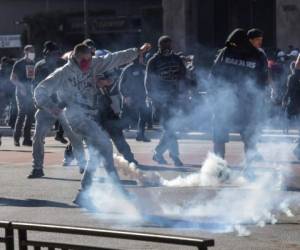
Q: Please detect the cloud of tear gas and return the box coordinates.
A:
[158,151,295,236]
[88,178,143,223]
[89,147,298,236]
[78,40,299,237]
[145,59,298,235]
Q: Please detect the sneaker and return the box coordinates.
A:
[22,140,33,146]
[136,134,151,142]
[170,155,183,167]
[27,169,44,179]
[152,153,167,164]
[55,135,68,144]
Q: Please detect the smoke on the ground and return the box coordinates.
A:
[83,41,299,236]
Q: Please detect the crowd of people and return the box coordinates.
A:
[0,28,299,206]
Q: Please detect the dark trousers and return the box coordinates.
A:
[155,104,179,157]
[103,121,135,162]
[8,97,17,129]
[14,89,35,141]
[0,94,7,124]
[122,105,138,129]
[55,121,64,138]
[137,103,151,136]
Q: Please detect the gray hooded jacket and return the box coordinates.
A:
[34,48,138,119]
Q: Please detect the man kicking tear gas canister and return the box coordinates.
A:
[34,42,151,207]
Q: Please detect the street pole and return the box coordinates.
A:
[83,0,88,39]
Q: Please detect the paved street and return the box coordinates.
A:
[0,129,300,250]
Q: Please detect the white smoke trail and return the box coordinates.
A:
[87,149,297,236]
[113,154,161,186]
[108,150,296,236]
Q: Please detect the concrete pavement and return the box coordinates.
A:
[0,133,300,250]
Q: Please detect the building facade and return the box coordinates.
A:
[0,0,299,59]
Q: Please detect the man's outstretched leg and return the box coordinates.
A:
[69,118,122,208]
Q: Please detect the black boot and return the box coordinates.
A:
[55,134,68,144]
[136,134,151,142]
[23,139,33,146]
[28,169,44,178]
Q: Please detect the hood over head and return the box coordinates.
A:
[225,28,250,48]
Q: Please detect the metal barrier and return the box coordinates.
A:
[12,222,214,250]
[0,221,214,249]
[0,221,14,250]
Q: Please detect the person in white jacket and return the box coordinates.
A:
[34,42,151,206]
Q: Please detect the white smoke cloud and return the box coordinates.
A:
[157,148,298,236]
[84,56,300,237]
[99,148,297,236]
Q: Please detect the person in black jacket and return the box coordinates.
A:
[210,28,268,161]
[119,55,151,142]
[96,71,139,165]
[145,35,186,166]
[283,55,300,159]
